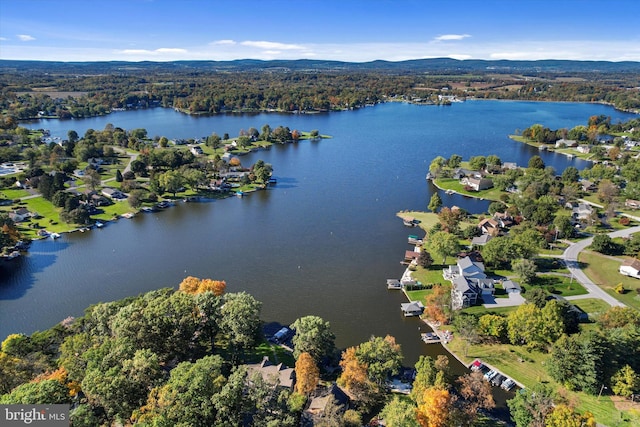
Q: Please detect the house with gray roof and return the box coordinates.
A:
[246,356,295,389]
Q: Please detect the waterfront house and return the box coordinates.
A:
[246,356,295,389]
[101,187,127,200]
[555,139,578,148]
[453,168,481,180]
[502,162,518,170]
[463,177,493,191]
[8,208,32,223]
[401,301,425,317]
[443,256,487,281]
[493,212,514,228]
[619,258,640,279]
[576,145,592,154]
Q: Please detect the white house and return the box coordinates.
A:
[619,258,640,279]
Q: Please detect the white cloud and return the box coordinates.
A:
[434,34,471,41]
[241,40,305,50]
[155,48,187,54]
[17,34,35,41]
[211,39,236,45]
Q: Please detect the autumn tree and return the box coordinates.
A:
[544,404,595,427]
[611,365,640,398]
[457,371,495,426]
[438,207,464,233]
[337,346,375,404]
[356,335,403,387]
[179,276,226,295]
[416,387,453,427]
[411,356,449,406]
[294,352,319,395]
[423,284,451,325]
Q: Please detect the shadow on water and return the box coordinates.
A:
[0,253,56,299]
[268,176,298,189]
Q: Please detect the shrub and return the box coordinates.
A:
[615,283,625,294]
[620,217,631,226]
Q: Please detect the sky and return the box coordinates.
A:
[0,0,639,63]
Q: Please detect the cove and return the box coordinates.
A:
[3,101,638,369]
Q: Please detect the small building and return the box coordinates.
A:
[101,188,127,200]
[477,218,500,235]
[189,145,204,156]
[572,203,594,221]
[8,208,32,222]
[401,301,425,317]
[305,384,350,421]
[471,234,492,246]
[502,280,522,294]
[625,199,640,210]
[555,139,578,148]
[619,258,640,279]
[403,250,420,264]
[580,180,597,192]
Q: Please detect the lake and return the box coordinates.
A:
[2,101,637,366]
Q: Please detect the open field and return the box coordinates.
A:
[580,251,640,310]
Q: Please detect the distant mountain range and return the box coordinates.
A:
[1,58,639,74]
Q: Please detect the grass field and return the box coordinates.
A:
[433,178,504,203]
[579,251,640,310]
[571,298,611,318]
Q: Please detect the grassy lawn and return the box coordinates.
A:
[405,289,433,303]
[462,304,518,315]
[397,211,439,232]
[433,178,503,202]
[535,257,569,274]
[532,274,588,297]
[410,264,452,286]
[579,251,640,310]
[446,335,638,426]
[571,298,611,318]
[1,188,31,199]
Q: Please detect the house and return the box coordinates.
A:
[101,188,127,200]
[453,168,481,180]
[555,139,578,148]
[246,356,295,389]
[477,218,500,236]
[625,199,640,210]
[493,211,514,228]
[502,280,522,294]
[451,275,479,308]
[460,176,493,191]
[8,208,32,222]
[576,145,591,154]
[443,256,487,281]
[619,258,640,279]
[471,234,492,246]
[580,180,597,192]
[572,203,594,221]
[502,162,518,170]
[304,384,350,421]
[189,145,204,156]
[401,301,425,317]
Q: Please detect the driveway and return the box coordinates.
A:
[562,225,640,308]
[482,292,526,308]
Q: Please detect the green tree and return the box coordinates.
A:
[553,214,574,239]
[512,258,537,284]
[380,396,419,427]
[478,314,507,342]
[290,315,335,364]
[428,192,442,212]
[428,231,459,265]
[561,166,580,183]
[528,155,545,170]
[356,335,403,387]
[448,154,462,169]
[507,383,554,427]
[525,287,548,309]
[135,355,226,426]
[429,156,447,178]
[547,332,605,394]
[417,250,434,269]
[0,379,71,404]
[115,169,123,182]
[469,155,486,171]
[219,292,262,361]
[158,170,183,197]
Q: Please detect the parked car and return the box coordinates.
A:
[501,378,516,391]
[484,370,497,381]
[491,373,506,386]
[470,359,484,372]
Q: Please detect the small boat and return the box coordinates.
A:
[95,221,104,228]
[50,232,61,239]
[236,191,244,197]
[421,332,441,344]
[387,279,402,290]
[268,178,277,185]
[156,201,172,209]
[445,189,455,195]
[121,212,135,219]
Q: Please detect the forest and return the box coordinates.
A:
[0,59,639,123]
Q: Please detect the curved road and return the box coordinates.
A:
[562,225,640,308]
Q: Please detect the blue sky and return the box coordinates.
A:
[1,0,638,62]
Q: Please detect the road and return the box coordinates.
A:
[562,224,640,308]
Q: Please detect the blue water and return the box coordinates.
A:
[4,101,637,359]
